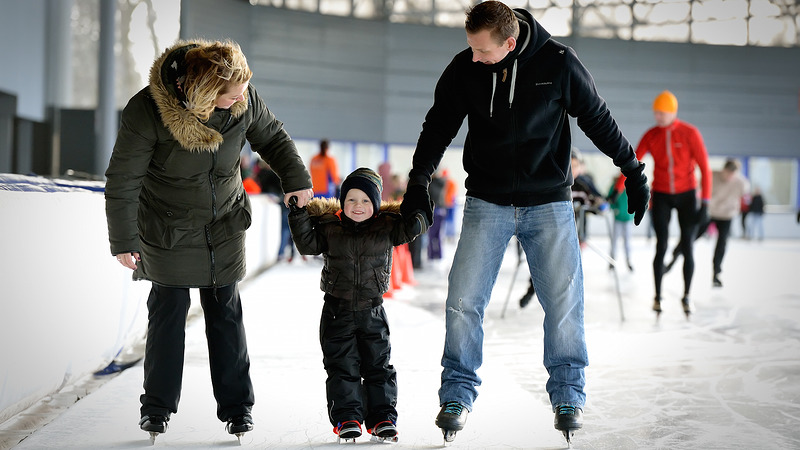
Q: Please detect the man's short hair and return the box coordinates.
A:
[465,1,520,44]
[723,158,740,172]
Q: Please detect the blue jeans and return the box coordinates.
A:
[438,197,588,411]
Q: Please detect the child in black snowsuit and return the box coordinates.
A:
[288,167,430,442]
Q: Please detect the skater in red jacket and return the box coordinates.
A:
[613,90,712,318]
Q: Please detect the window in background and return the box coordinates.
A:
[748,157,797,210]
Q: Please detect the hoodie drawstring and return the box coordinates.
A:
[489,13,530,117]
[509,59,518,108]
[489,61,518,118]
[490,72,497,117]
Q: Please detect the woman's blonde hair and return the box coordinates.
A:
[183,40,253,122]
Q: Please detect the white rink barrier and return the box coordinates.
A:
[0,174,282,424]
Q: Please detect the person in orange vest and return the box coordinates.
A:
[442,169,458,240]
[310,139,341,199]
[611,90,712,318]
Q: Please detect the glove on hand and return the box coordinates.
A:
[401,184,434,225]
[696,201,709,226]
[622,161,650,226]
[406,209,432,235]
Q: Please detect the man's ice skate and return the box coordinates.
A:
[681,296,693,319]
[435,401,468,444]
[139,415,168,445]
[226,414,254,445]
[368,420,399,443]
[653,296,662,319]
[554,405,583,448]
[334,420,362,444]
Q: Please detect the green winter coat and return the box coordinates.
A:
[105,40,311,287]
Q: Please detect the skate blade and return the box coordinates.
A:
[562,429,576,448]
[148,431,159,445]
[442,429,457,444]
[235,432,245,445]
[370,434,399,443]
[337,436,358,444]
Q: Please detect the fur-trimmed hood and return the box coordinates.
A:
[148,40,249,152]
[305,197,402,218]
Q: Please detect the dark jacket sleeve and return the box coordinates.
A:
[562,48,639,173]
[287,208,327,256]
[245,85,312,193]
[408,57,468,188]
[104,90,158,255]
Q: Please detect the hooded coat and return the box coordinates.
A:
[408,9,639,206]
[105,40,312,287]
[288,198,428,310]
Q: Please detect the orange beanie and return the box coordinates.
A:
[653,90,678,113]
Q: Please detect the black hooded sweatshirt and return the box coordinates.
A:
[408,9,639,207]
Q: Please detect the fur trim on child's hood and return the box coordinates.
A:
[305,197,401,217]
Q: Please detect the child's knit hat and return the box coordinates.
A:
[340,167,383,216]
[652,90,678,113]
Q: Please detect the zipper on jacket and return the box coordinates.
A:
[511,97,519,203]
[207,151,219,286]
[352,235,360,307]
[205,224,217,286]
[666,129,675,194]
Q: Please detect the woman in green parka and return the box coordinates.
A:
[104,39,313,442]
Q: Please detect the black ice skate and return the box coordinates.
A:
[226,414,254,445]
[681,296,693,319]
[554,405,583,447]
[139,415,168,445]
[435,401,468,444]
[368,420,398,443]
[334,420,362,444]
[653,296,662,318]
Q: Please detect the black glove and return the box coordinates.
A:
[696,201,709,226]
[401,184,434,225]
[405,210,432,236]
[288,195,305,217]
[622,161,650,226]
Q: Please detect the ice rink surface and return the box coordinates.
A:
[6,234,800,449]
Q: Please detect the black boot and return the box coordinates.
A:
[519,282,536,309]
[652,296,662,313]
[681,295,693,318]
[435,401,468,431]
[226,413,254,435]
[139,415,168,433]
[554,405,583,431]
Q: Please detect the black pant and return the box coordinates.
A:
[710,219,732,276]
[670,217,733,279]
[319,300,397,429]
[140,283,254,422]
[651,190,700,299]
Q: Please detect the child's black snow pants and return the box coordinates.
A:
[319,296,398,431]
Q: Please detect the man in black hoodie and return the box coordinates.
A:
[399,1,650,443]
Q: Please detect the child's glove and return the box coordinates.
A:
[288,195,305,216]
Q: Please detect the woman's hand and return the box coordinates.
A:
[284,189,314,208]
[115,252,140,270]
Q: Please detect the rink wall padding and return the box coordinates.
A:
[0,174,282,425]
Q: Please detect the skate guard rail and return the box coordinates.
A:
[0,174,282,425]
